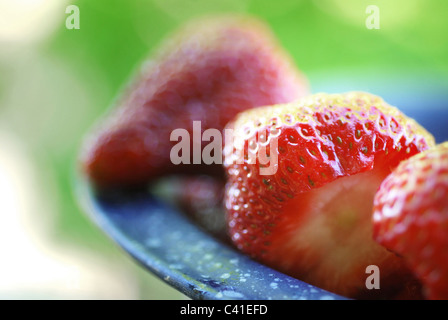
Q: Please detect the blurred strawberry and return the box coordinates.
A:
[373,142,448,300]
[153,175,228,241]
[224,92,434,299]
[80,15,308,189]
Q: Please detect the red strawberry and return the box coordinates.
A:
[373,142,448,300]
[223,92,435,299]
[80,15,308,189]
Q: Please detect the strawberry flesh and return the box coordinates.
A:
[268,166,419,299]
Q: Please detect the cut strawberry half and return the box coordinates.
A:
[373,142,448,300]
[224,92,435,299]
[80,15,308,190]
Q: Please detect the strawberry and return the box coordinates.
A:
[80,15,308,189]
[153,175,228,241]
[373,142,448,300]
[223,92,435,299]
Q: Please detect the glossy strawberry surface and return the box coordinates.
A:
[373,142,448,300]
[81,15,308,189]
[224,92,435,298]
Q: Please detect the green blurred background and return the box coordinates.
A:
[0,0,446,299]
